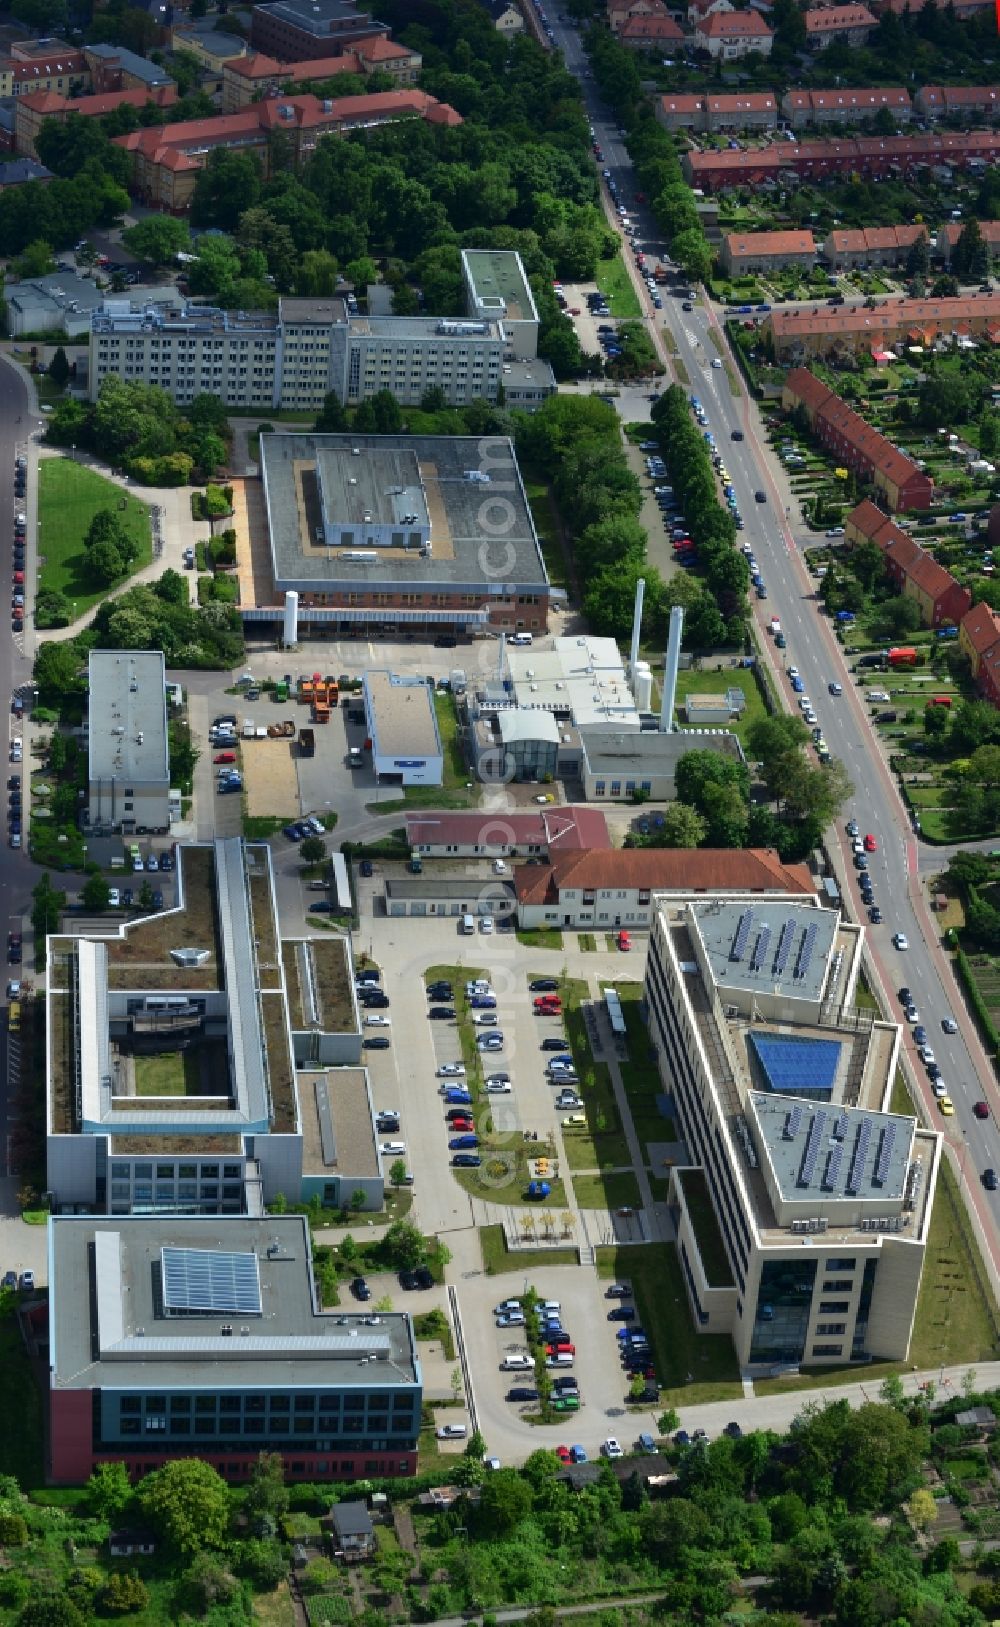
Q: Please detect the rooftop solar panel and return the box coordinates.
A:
[750,924,771,973]
[161,1246,262,1318]
[798,1108,826,1187]
[794,921,819,981]
[846,1119,872,1195]
[773,918,796,976]
[730,908,753,963]
[822,1143,844,1191]
[833,1110,849,1140]
[874,1124,896,1187]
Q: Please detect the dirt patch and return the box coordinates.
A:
[242,739,300,817]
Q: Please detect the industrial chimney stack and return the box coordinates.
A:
[660,606,684,733]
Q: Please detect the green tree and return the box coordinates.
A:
[14,239,55,278]
[81,874,110,912]
[475,1468,532,1535]
[234,1539,287,1590]
[389,1159,408,1189]
[244,1453,289,1527]
[191,149,262,232]
[300,835,327,864]
[86,1461,132,1521]
[297,249,340,297]
[314,391,349,432]
[122,216,191,266]
[16,1596,85,1627]
[32,872,66,940]
[136,1458,229,1555]
[48,346,70,390]
[99,1573,149,1615]
[380,1219,426,1271]
[651,802,707,848]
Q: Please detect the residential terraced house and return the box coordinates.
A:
[694,9,774,57]
[766,293,1000,361]
[844,499,972,627]
[822,225,929,270]
[781,86,912,129]
[782,369,934,510]
[803,3,877,48]
[721,229,816,275]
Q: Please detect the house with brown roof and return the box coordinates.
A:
[113,89,460,210]
[404,807,610,859]
[619,11,685,49]
[936,220,1000,265]
[915,84,1000,121]
[607,0,668,32]
[721,228,815,275]
[766,292,1000,361]
[959,602,1000,678]
[783,369,934,511]
[222,48,363,110]
[685,128,1000,190]
[844,500,971,627]
[687,0,733,19]
[705,92,777,131]
[780,85,911,130]
[14,83,178,159]
[515,848,814,930]
[657,92,708,132]
[694,9,773,58]
[804,4,876,48]
[822,224,928,270]
[0,48,90,101]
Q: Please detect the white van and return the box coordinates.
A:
[538,1299,561,1314]
[501,1354,533,1371]
[509,632,533,646]
[546,1352,574,1368]
[461,914,475,934]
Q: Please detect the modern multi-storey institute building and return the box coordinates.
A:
[43,837,423,1483]
[646,890,941,1370]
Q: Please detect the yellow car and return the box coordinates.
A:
[562,1114,587,1127]
[939,1096,955,1115]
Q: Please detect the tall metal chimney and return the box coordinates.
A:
[628,576,645,678]
[660,606,684,733]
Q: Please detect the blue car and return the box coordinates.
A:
[448,1134,479,1150]
[791,676,805,693]
[570,1445,588,1462]
[283,824,302,841]
[452,1153,482,1167]
[444,1088,473,1105]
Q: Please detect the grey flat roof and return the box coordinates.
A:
[504,359,556,388]
[347,315,501,341]
[279,296,349,324]
[301,1068,378,1178]
[364,672,442,759]
[579,725,743,774]
[691,897,835,1004]
[749,1091,914,1204]
[462,249,536,323]
[88,650,169,785]
[252,0,380,31]
[50,1215,419,1390]
[261,432,548,591]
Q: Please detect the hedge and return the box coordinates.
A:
[955,944,1000,1057]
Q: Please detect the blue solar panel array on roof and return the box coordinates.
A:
[750,925,771,972]
[161,1246,262,1317]
[730,908,753,962]
[748,1032,841,1100]
[773,918,796,976]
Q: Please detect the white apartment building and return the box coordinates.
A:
[645,892,940,1371]
[86,650,171,836]
[88,251,556,411]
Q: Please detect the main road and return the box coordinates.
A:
[547,12,1000,1289]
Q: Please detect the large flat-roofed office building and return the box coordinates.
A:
[48,1215,422,1484]
[45,838,383,1217]
[260,432,550,638]
[86,650,171,836]
[645,892,940,1369]
[88,299,554,414]
[461,248,539,361]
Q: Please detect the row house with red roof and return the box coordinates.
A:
[782,369,934,510]
[619,11,685,48]
[656,91,777,133]
[822,224,929,270]
[694,9,773,57]
[844,499,972,627]
[781,86,912,129]
[804,3,877,48]
[684,129,1000,190]
[959,603,1000,705]
[915,85,1000,122]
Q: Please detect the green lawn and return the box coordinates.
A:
[609,983,675,1149]
[672,666,768,743]
[133,1050,201,1097]
[516,928,564,951]
[676,1168,733,1288]
[570,1169,642,1210]
[479,1224,578,1274]
[595,252,641,319]
[596,1243,742,1407]
[38,458,152,616]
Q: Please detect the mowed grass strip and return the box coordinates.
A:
[38,458,152,615]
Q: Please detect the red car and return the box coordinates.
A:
[618,931,632,951]
[447,1115,474,1132]
[555,1445,572,1463]
[534,996,562,1013]
[12,572,23,585]
[863,834,877,852]
[213,751,237,765]
[975,1101,990,1119]
[546,1342,575,1356]
[568,307,581,315]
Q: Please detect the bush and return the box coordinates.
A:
[956,946,1000,1056]
[99,1573,149,1615]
